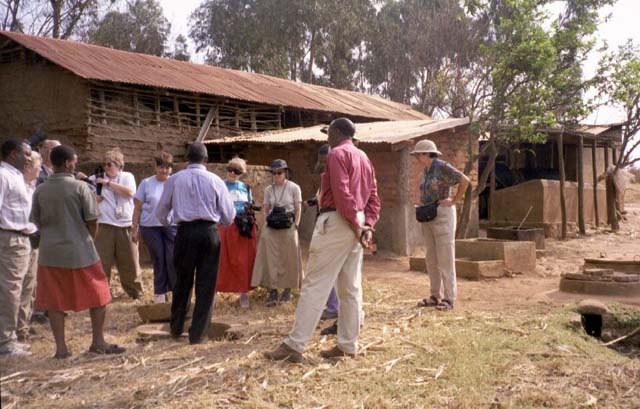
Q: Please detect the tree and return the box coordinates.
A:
[88,0,170,56]
[2,0,104,38]
[169,34,191,62]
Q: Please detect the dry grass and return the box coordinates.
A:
[1,273,638,409]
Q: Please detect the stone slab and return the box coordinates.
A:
[456,239,536,274]
[563,273,613,282]
[576,299,609,315]
[559,277,640,297]
[456,259,506,280]
[486,227,545,249]
[137,302,193,323]
[136,322,232,340]
[582,268,614,277]
[583,258,640,275]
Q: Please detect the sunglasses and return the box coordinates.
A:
[272,170,285,175]
[227,167,242,175]
[105,162,117,168]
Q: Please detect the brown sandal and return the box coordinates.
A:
[417,296,439,308]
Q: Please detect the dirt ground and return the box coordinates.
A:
[1,187,639,409]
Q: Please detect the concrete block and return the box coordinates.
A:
[486,227,545,249]
[455,239,536,274]
[560,277,640,297]
[456,259,506,280]
[409,257,425,272]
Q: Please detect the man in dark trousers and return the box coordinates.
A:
[156,142,235,344]
[265,117,380,362]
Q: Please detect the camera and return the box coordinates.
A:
[244,202,262,212]
[306,198,318,206]
[94,165,105,195]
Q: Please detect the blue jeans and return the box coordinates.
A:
[140,226,177,295]
[324,287,339,314]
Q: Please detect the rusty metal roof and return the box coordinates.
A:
[204,118,470,146]
[1,31,428,121]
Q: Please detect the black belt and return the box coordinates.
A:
[178,219,217,226]
[0,228,30,237]
[319,208,336,214]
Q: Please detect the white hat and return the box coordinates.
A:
[409,139,442,156]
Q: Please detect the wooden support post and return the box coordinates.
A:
[196,97,201,128]
[250,108,257,132]
[234,105,240,129]
[489,144,496,221]
[99,90,107,124]
[277,110,282,129]
[173,97,181,129]
[133,93,140,126]
[557,131,567,240]
[577,135,586,234]
[298,111,303,127]
[611,145,617,168]
[591,140,599,227]
[154,94,161,126]
[196,107,216,143]
[214,106,219,131]
[312,111,319,125]
[606,173,619,231]
[604,143,609,171]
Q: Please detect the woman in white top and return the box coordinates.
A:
[251,159,303,306]
[92,148,143,299]
[132,152,176,304]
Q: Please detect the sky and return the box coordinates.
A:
[159,0,640,126]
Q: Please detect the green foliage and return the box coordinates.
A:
[169,34,191,62]
[88,0,171,56]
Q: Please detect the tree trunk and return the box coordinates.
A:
[577,134,585,234]
[489,147,496,221]
[456,132,476,239]
[557,131,567,240]
[50,0,61,38]
[591,140,599,227]
[307,32,315,84]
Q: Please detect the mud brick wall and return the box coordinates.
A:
[0,59,88,152]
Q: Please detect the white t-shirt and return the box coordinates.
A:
[263,181,302,214]
[91,171,136,227]
[134,175,173,227]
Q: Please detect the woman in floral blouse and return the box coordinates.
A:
[411,139,470,311]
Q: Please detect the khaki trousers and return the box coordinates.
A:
[421,205,457,302]
[17,248,38,337]
[0,230,31,347]
[284,211,364,355]
[95,224,143,299]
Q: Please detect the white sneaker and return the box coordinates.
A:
[239,293,250,309]
[153,294,166,304]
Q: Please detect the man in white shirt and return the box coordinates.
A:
[0,139,33,357]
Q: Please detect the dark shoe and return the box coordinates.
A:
[435,299,454,311]
[88,343,126,355]
[416,295,440,308]
[16,331,29,342]
[266,289,279,307]
[54,351,72,359]
[264,342,303,363]
[320,309,338,320]
[30,311,49,325]
[279,288,292,304]
[320,321,338,336]
[320,345,355,359]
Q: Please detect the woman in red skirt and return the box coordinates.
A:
[31,145,125,358]
[217,158,258,308]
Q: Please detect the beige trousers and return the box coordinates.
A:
[0,230,31,347]
[284,211,364,355]
[95,224,143,299]
[421,205,457,302]
[17,248,38,337]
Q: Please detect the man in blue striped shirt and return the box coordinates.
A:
[156,142,235,344]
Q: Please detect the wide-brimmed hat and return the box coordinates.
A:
[409,139,442,156]
[270,159,289,171]
[320,125,360,142]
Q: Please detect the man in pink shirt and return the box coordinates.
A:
[265,118,380,362]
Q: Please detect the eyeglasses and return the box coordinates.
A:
[105,162,117,168]
[227,167,242,175]
[272,171,285,175]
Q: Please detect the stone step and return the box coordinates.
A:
[582,268,614,277]
[563,273,613,282]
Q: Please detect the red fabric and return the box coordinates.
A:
[216,223,257,293]
[320,139,381,228]
[35,261,112,312]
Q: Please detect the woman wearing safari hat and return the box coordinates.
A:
[411,139,470,311]
[251,159,303,307]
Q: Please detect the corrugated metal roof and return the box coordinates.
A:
[204,118,470,145]
[1,31,428,121]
